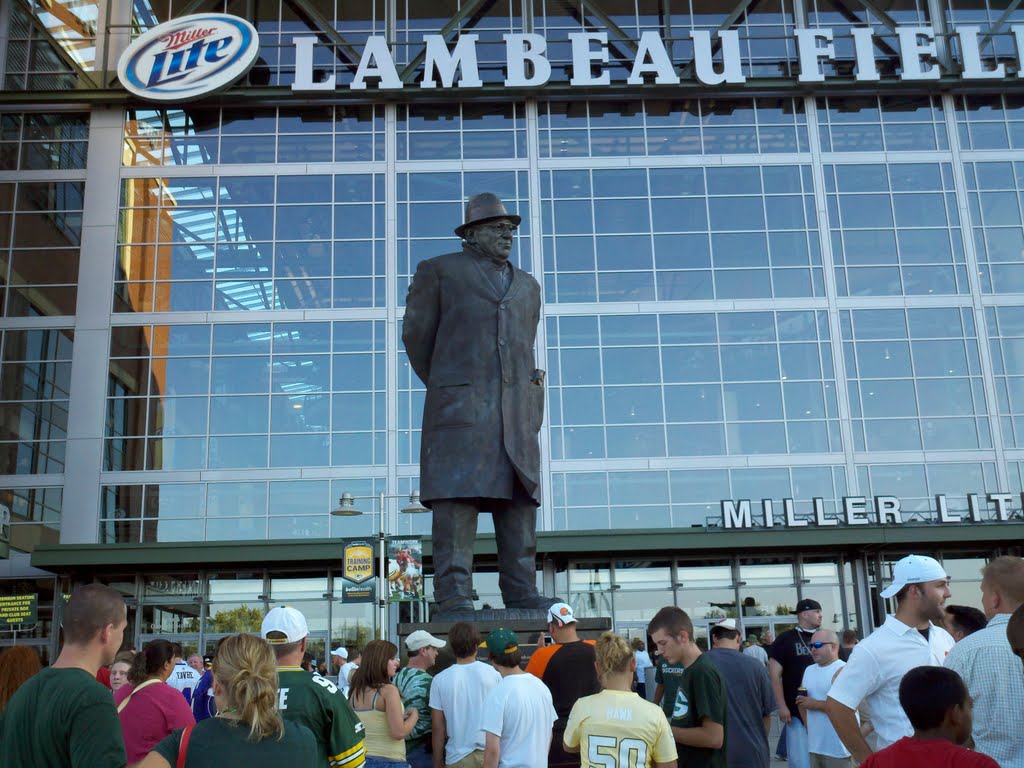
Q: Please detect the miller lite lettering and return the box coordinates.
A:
[118,14,259,101]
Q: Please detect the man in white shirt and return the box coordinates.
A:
[165,642,203,706]
[430,621,501,768]
[481,628,556,768]
[797,629,853,768]
[826,554,955,763]
[944,555,1024,768]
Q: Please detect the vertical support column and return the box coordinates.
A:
[61,106,123,543]
[804,94,860,495]
[0,0,11,85]
[927,0,954,72]
[940,91,1010,491]
[95,0,133,84]
[385,99,399,530]
[525,99,553,532]
[851,555,876,633]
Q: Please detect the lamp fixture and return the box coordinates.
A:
[332,492,365,516]
[400,490,430,514]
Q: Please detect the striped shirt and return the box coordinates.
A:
[945,613,1024,768]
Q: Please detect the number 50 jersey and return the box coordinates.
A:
[276,667,367,768]
[564,688,677,768]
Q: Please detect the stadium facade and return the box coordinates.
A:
[1,0,1024,662]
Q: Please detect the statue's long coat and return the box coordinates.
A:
[402,245,544,506]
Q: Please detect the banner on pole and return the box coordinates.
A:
[386,537,424,602]
[339,540,376,603]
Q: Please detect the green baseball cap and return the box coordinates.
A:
[485,627,519,655]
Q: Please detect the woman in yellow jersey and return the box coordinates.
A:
[564,632,678,768]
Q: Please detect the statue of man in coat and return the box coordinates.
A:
[402,193,556,617]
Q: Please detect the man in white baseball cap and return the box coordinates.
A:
[395,630,446,768]
[263,606,366,768]
[525,603,599,767]
[826,554,954,763]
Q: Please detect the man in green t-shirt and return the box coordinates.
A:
[262,606,366,767]
[654,655,685,718]
[649,606,728,768]
[394,629,446,768]
[1,583,128,768]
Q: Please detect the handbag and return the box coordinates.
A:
[176,724,194,768]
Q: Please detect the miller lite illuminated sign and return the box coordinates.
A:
[117,14,259,101]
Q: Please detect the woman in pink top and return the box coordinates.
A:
[115,639,195,763]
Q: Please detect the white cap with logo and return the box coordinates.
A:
[405,630,446,652]
[261,606,309,644]
[547,602,577,625]
[714,618,737,630]
[880,554,949,599]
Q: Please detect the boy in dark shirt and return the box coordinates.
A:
[860,666,997,768]
[648,606,727,768]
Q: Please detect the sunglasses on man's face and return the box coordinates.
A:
[811,641,835,649]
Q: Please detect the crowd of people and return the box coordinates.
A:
[2,552,1024,767]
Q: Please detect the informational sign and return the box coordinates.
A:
[339,540,375,603]
[0,593,38,628]
[0,503,10,559]
[386,537,423,602]
[117,14,260,101]
[722,492,1024,529]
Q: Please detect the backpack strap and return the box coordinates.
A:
[176,724,194,768]
[116,677,161,714]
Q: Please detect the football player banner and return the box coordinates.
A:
[386,537,424,602]
[339,539,376,604]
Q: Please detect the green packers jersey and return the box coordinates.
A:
[277,667,366,768]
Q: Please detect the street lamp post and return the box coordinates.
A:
[331,490,429,639]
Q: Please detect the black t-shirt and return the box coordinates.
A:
[768,627,816,720]
[542,640,600,730]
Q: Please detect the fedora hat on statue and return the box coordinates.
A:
[455,192,522,238]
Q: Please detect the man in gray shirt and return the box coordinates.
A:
[706,618,777,768]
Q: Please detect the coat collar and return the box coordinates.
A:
[464,243,520,300]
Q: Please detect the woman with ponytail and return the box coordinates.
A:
[115,639,195,763]
[137,633,316,767]
[563,632,678,768]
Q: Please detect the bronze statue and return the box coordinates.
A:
[402,193,556,617]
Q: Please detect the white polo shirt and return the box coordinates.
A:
[827,615,954,751]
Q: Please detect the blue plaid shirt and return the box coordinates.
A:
[945,613,1024,767]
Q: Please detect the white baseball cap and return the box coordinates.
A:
[261,606,309,644]
[714,618,737,631]
[880,555,949,599]
[405,630,446,652]
[548,602,577,625]
[331,647,349,659]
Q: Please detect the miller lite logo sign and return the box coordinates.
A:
[117,14,259,101]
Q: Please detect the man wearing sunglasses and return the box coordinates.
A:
[404,193,555,618]
[797,630,853,768]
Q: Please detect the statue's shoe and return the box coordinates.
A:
[504,594,560,610]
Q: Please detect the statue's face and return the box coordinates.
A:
[467,218,516,261]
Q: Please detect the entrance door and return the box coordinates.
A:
[614,620,650,647]
[138,632,201,659]
[203,631,329,671]
[697,616,798,647]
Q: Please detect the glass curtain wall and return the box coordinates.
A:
[7,2,1024,579]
